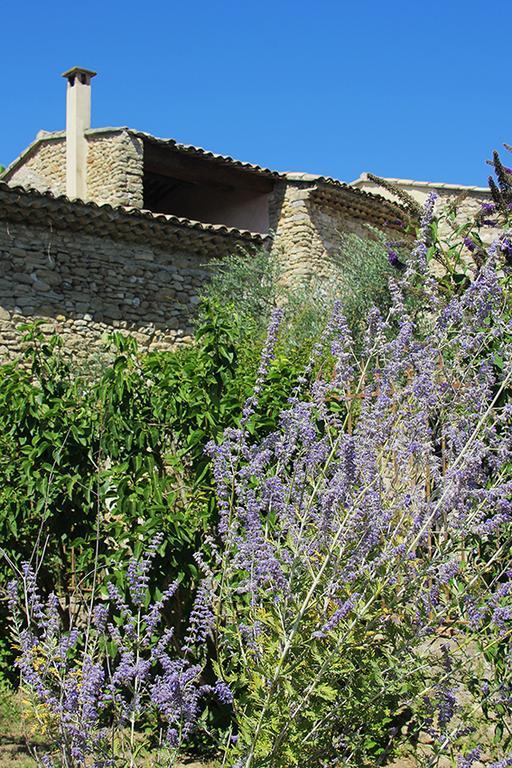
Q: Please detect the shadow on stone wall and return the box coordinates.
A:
[0,221,220,361]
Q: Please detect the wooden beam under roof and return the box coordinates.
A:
[143,141,275,194]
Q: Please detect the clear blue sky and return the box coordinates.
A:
[2,0,510,186]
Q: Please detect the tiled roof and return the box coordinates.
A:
[284,170,408,204]
[130,135,417,218]
[351,173,490,194]
[0,181,269,247]
[129,129,284,179]
[284,172,408,228]
[0,127,285,182]
[136,135,408,219]
[1,127,408,228]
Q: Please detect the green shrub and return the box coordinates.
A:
[0,303,307,684]
[203,232,396,358]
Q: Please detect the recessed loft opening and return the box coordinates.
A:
[142,139,274,234]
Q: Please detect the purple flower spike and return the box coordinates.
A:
[463,236,477,252]
[387,247,407,270]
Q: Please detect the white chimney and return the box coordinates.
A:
[62,66,96,200]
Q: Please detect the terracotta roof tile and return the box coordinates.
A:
[1,127,408,227]
[129,129,284,179]
[351,173,490,194]
[0,181,269,246]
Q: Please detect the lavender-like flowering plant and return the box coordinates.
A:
[7,534,231,768]
[205,204,512,767]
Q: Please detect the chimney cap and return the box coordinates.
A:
[62,66,97,82]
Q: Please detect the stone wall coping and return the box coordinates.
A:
[283,172,409,211]
[282,173,407,227]
[0,181,269,247]
[350,172,490,194]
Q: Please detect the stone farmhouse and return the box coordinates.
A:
[0,68,492,360]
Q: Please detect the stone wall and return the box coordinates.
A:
[4,129,144,207]
[434,188,501,243]
[86,129,144,207]
[0,184,263,362]
[270,180,404,284]
[5,135,67,196]
[269,182,317,283]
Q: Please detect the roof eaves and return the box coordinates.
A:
[130,129,284,179]
[0,181,269,244]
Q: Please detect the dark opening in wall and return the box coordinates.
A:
[142,140,274,234]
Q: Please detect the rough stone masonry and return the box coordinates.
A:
[0,181,266,361]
